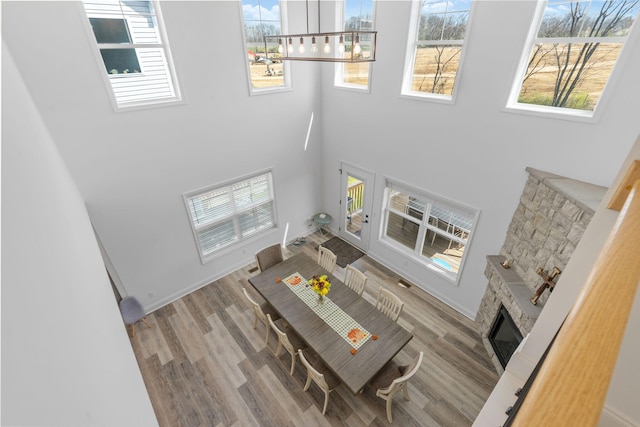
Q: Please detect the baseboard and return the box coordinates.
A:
[365,251,476,320]
[600,406,639,427]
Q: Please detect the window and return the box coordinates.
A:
[82,0,180,109]
[402,0,472,100]
[184,171,277,262]
[381,179,479,282]
[335,0,375,89]
[241,0,290,92]
[510,0,640,115]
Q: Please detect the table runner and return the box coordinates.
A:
[283,273,371,349]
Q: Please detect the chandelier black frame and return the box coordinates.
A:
[262,0,377,63]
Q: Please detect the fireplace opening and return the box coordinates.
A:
[489,305,523,368]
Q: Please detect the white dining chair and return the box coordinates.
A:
[375,287,404,322]
[298,349,341,415]
[242,287,280,344]
[344,264,367,296]
[267,314,307,376]
[317,245,337,273]
[367,352,424,423]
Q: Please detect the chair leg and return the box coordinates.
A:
[322,390,330,415]
[289,353,295,376]
[303,375,312,392]
[386,397,394,423]
[141,317,151,329]
[264,323,270,345]
[403,384,411,401]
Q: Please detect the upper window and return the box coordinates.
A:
[241,0,290,93]
[335,0,375,90]
[184,171,277,263]
[381,179,479,283]
[401,0,472,100]
[82,0,181,109]
[510,0,639,115]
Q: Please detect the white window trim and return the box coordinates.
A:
[239,0,292,96]
[183,169,278,264]
[379,177,480,285]
[400,0,474,103]
[333,0,376,92]
[505,0,640,122]
[79,1,183,112]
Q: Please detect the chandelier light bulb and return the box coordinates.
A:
[299,36,305,53]
[287,37,294,54]
[277,38,283,54]
[338,35,345,54]
[324,35,331,53]
[311,36,317,53]
[354,35,362,54]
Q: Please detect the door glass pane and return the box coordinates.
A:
[345,175,364,237]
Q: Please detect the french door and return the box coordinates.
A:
[339,162,375,251]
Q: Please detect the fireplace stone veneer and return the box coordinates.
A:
[476,167,606,374]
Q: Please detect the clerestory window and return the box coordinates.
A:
[335,0,376,90]
[381,178,479,283]
[241,0,291,93]
[401,0,473,101]
[184,171,277,263]
[82,0,181,109]
[509,0,640,117]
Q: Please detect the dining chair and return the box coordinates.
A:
[267,314,307,375]
[298,349,341,415]
[119,296,151,337]
[375,287,404,322]
[344,264,367,296]
[255,243,284,272]
[242,287,281,344]
[367,352,424,423]
[317,245,337,273]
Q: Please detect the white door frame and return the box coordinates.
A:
[339,162,375,251]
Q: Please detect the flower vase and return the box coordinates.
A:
[318,294,324,304]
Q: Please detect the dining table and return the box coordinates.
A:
[248,252,413,395]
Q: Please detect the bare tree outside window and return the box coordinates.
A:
[338,0,375,88]
[404,0,472,98]
[517,0,639,111]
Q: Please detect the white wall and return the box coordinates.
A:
[2,1,324,312]
[320,0,640,317]
[1,42,158,427]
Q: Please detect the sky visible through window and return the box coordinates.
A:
[243,0,280,21]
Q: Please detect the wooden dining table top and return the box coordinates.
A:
[248,252,413,394]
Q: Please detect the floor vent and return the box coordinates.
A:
[398,279,412,288]
[248,267,259,273]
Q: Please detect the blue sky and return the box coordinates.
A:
[243,0,280,22]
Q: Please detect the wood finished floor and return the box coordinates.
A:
[129,233,499,427]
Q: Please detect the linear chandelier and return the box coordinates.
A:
[263,0,377,63]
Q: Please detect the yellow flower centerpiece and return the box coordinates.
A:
[309,274,331,302]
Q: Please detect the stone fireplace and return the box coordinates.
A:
[476,167,606,374]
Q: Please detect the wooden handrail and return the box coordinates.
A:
[511,178,640,426]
